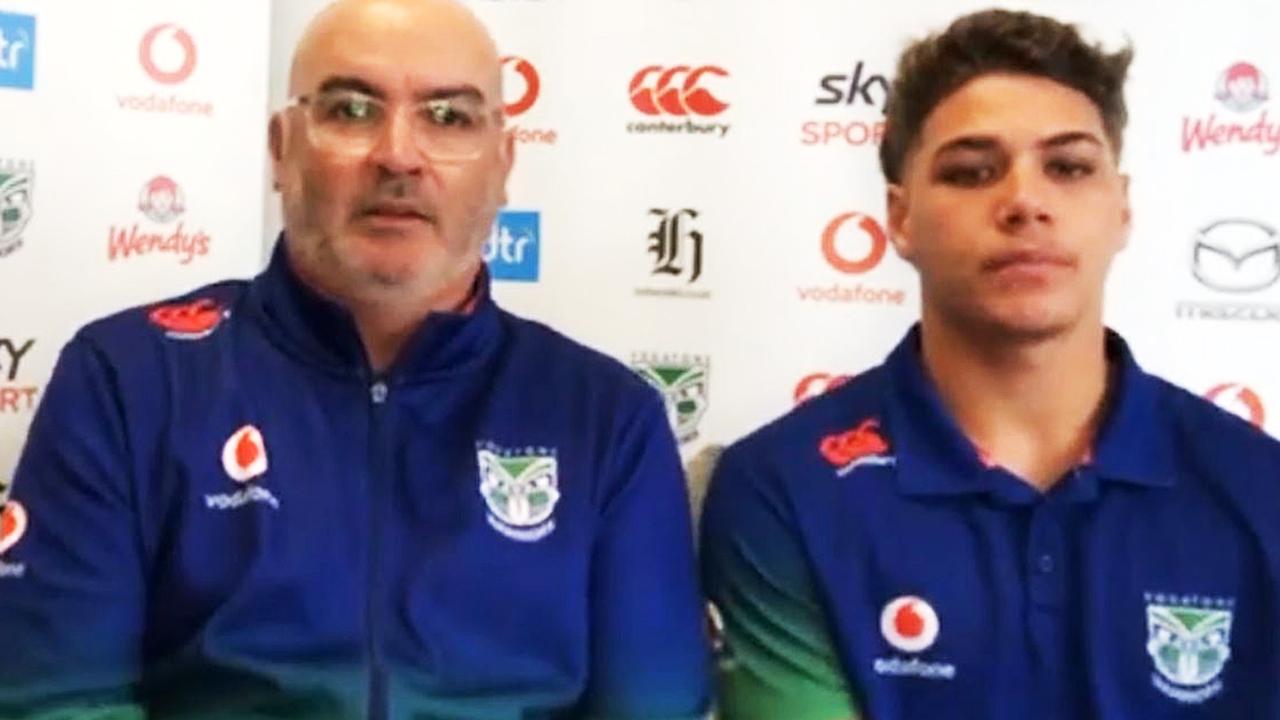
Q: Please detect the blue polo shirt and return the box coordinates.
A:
[0,240,710,719]
[702,326,1280,719]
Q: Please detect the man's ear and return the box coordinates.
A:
[886,183,914,263]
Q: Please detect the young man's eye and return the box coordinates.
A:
[937,163,997,186]
[1046,158,1095,179]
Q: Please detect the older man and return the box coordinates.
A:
[0,1,709,717]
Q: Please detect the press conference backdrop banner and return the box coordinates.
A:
[0,1,272,486]
[5,0,1276,493]
[451,0,1280,467]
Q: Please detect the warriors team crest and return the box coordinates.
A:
[1145,592,1235,704]
[631,352,709,444]
[0,159,34,258]
[477,442,560,542]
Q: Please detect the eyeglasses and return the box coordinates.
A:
[287,90,503,162]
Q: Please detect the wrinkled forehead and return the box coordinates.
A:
[290,2,501,103]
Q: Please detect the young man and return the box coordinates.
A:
[703,9,1280,719]
[0,1,709,717]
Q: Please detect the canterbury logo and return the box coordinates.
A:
[629,65,729,117]
[820,419,894,475]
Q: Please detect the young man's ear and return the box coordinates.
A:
[886,184,915,263]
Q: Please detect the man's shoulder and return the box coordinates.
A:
[1150,375,1280,493]
[495,308,662,408]
[727,365,890,463]
[73,278,250,358]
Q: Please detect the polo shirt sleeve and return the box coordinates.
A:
[701,443,860,720]
[580,391,712,718]
[0,336,147,719]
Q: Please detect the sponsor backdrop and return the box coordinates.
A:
[0,1,271,485]
[4,0,1280,493]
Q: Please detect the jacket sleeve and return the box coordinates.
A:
[581,392,711,718]
[0,336,147,719]
[700,444,860,720]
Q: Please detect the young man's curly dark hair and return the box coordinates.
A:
[879,9,1134,184]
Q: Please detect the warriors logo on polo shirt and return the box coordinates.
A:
[1145,592,1235,704]
[477,441,560,543]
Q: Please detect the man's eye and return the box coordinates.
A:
[937,164,996,187]
[424,101,475,128]
[325,96,380,122]
[1046,159,1095,180]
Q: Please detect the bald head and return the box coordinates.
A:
[289,0,502,106]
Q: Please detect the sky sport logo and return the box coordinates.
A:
[0,337,39,414]
[501,56,556,145]
[801,61,889,147]
[1175,219,1280,323]
[796,212,908,306]
[117,24,213,117]
[108,176,212,265]
[1182,61,1278,155]
[626,65,730,138]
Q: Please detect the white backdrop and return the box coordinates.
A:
[0,0,271,486]
[4,0,1278,490]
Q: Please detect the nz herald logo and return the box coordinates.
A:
[484,210,540,281]
[0,159,33,258]
[108,176,211,265]
[636,208,708,299]
[1145,593,1235,704]
[874,596,955,680]
[476,442,560,542]
[632,353,709,445]
[820,418,894,476]
[0,479,27,579]
[205,425,279,511]
[1182,61,1279,155]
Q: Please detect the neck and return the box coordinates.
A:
[349,269,478,373]
[918,310,1110,492]
[283,245,480,373]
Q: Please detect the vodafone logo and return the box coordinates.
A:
[794,372,851,405]
[0,500,27,557]
[629,65,729,117]
[823,212,888,274]
[140,24,197,85]
[1205,383,1266,428]
[222,425,268,483]
[501,56,540,117]
[880,596,940,654]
